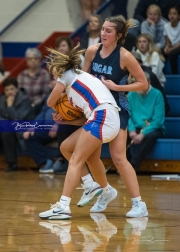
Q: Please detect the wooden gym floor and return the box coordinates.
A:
[0,170,180,252]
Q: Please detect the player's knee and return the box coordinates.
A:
[60,140,69,156]
[112,154,126,168]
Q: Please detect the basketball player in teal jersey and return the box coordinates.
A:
[58,16,149,218]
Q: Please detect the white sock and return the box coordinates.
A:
[59,195,71,208]
[102,184,110,195]
[131,196,142,206]
[81,174,93,189]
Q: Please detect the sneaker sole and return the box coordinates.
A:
[90,189,118,213]
[39,214,72,220]
[48,214,72,220]
[77,189,103,207]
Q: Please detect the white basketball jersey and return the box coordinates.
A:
[57,69,119,118]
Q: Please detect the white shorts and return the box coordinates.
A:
[83,104,120,143]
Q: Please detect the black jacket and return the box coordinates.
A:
[80,32,101,50]
[0,88,34,120]
[133,0,180,23]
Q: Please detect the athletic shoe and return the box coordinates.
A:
[126,217,148,232]
[90,186,117,213]
[53,159,68,175]
[39,202,71,220]
[77,182,103,207]
[126,201,148,218]
[39,159,54,173]
[90,213,117,239]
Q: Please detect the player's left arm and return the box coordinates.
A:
[101,48,148,92]
[47,81,65,108]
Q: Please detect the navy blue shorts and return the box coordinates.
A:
[119,108,129,130]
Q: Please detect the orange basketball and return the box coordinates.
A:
[55,93,83,120]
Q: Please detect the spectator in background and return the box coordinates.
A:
[54,36,84,68]
[0,77,34,172]
[23,79,78,174]
[80,14,102,49]
[0,42,5,76]
[55,36,73,55]
[141,5,167,50]
[164,6,180,74]
[31,36,82,174]
[130,0,180,37]
[133,0,180,23]
[130,51,170,115]
[17,48,50,116]
[79,0,102,21]
[111,0,128,19]
[136,34,166,86]
[127,72,165,170]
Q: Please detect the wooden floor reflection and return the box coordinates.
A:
[0,170,180,251]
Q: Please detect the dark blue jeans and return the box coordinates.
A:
[127,129,163,169]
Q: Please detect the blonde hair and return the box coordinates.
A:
[46,43,86,78]
[137,34,165,62]
[105,15,135,44]
[147,4,162,17]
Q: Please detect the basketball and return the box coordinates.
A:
[55,93,83,120]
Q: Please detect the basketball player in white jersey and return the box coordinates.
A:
[39,44,120,220]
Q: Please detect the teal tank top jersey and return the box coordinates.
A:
[90,44,129,111]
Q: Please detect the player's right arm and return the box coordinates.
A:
[82,44,99,73]
[47,81,65,108]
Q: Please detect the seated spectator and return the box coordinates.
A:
[23,79,78,174]
[55,36,74,55]
[54,36,84,68]
[0,42,5,76]
[130,51,170,115]
[79,0,102,21]
[136,34,166,86]
[0,77,34,172]
[80,14,102,49]
[24,38,81,174]
[141,4,167,50]
[164,6,180,74]
[127,72,165,170]
[17,48,50,115]
[130,0,180,37]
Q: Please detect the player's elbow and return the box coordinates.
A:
[143,79,149,90]
[47,97,55,108]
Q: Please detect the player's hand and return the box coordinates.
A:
[101,76,118,91]
[52,113,66,124]
[133,133,144,144]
